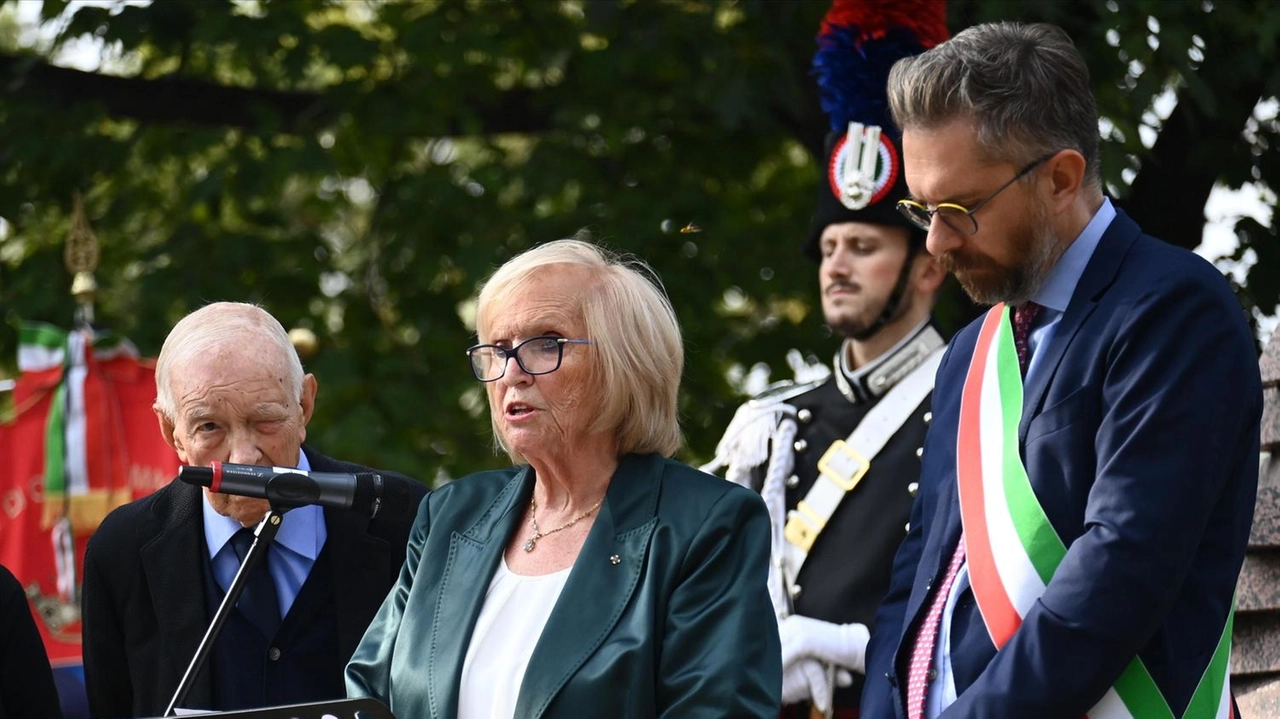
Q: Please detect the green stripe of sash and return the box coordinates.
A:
[995,311,1065,585]
[1181,606,1234,718]
[1115,660,1175,719]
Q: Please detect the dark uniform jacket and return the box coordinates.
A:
[81,447,426,719]
[707,321,943,710]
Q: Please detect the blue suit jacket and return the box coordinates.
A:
[861,209,1261,719]
[346,453,782,718]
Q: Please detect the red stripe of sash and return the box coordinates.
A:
[957,306,1022,647]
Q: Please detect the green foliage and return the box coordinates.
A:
[0,0,1274,484]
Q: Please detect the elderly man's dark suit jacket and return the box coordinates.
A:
[81,447,426,719]
[861,209,1261,718]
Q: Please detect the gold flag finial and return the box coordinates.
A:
[64,192,101,325]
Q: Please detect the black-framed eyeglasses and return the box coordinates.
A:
[465,335,593,382]
[896,153,1056,236]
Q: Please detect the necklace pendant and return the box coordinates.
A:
[523,537,536,552]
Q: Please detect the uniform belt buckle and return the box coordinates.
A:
[784,502,826,552]
[817,439,870,492]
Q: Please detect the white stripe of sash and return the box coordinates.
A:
[978,330,1045,621]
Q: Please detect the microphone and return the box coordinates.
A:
[178,461,383,517]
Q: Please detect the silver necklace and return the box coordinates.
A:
[523,495,603,552]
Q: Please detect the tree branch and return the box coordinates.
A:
[0,53,553,136]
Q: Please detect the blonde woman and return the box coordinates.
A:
[347,238,780,718]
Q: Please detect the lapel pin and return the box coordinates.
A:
[610,554,621,565]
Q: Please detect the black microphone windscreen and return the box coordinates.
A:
[179,465,214,487]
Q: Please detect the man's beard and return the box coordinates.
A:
[941,205,1060,306]
[824,283,909,339]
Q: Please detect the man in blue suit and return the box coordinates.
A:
[860,22,1261,719]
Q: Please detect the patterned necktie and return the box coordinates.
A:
[904,537,967,719]
[229,529,282,638]
[1012,302,1044,375]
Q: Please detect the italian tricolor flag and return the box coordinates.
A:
[1,321,179,665]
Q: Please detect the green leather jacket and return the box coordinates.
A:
[346,453,781,718]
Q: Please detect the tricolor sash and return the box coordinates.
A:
[956,304,1234,719]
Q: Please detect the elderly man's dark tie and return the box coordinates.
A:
[1013,302,1043,375]
[229,529,281,638]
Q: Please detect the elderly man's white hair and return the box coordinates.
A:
[154,302,304,421]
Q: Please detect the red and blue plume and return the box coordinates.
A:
[813,0,949,132]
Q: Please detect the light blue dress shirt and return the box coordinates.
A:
[201,451,328,619]
[925,198,1116,717]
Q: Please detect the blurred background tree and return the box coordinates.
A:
[0,0,1274,484]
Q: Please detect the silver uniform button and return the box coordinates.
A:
[788,584,803,599]
[797,408,813,423]
[793,439,808,452]
[915,447,924,459]
[908,481,919,497]
[786,474,800,489]
[904,522,911,532]
[923,411,933,425]
[267,647,282,661]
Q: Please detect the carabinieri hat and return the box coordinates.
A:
[804,0,950,261]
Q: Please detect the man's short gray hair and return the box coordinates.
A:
[154,302,304,420]
[887,22,1102,191]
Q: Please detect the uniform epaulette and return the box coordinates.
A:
[748,378,825,408]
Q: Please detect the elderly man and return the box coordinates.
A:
[82,302,426,718]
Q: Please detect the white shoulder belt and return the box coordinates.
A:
[780,342,944,591]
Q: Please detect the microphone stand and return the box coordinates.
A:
[164,503,289,717]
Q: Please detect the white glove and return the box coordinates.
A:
[780,614,870,674]
[781,658,853,713]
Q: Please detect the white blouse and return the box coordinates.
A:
[457,557,572,719]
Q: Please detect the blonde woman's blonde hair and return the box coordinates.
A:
[475,235,684,463]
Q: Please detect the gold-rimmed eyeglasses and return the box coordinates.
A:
[896,153,1055,236]
[466,336,593,382]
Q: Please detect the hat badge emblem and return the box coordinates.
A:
[829,121,898,210]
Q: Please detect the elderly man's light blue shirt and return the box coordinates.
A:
[201,451,327,619]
